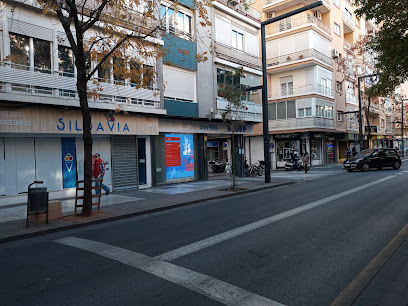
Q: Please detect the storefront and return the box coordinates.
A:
[0,105,158,205]
[157,119,254,183]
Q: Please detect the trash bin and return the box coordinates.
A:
[26,181,48,227]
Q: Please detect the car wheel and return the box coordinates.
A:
[347,169,353,172]
[393,161,401,169]
[362,163,370,171]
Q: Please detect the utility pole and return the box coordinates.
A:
[260,1,323,183]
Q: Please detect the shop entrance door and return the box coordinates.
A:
[112,136,138,190]
[138,138,147,185]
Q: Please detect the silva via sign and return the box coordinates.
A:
[57,113,130,133]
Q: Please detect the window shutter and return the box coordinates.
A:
[9,18,53,41]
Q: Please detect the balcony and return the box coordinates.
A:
[267,48,332,70]
[264,0,331,13]
[216,0,261,22]
[269,83,334,100]
[269,116,335,131]
[265,13,331,36]
[0,63,163,113]
[215,42,262,71]
[343,11,355,33]
[346,121,358,132]
[344,39,353,50]
[216,97,263,122]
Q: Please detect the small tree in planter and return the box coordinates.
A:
[217,67,247,190]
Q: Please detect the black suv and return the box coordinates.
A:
[343,148,401,172]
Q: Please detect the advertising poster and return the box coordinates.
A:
[61,137,77,188]
[165,134,194,180]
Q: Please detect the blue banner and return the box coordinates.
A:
[61,138,77,188]
[165,134,194,180]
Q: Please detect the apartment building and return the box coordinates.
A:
[0,0,263,204]
[257,0,399,168]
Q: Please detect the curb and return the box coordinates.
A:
[331,223,408,306]
[0,181,295,244]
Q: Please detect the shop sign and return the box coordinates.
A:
[0,107,158,135]
[207,141,219,148]
[159,119,254,135]
[165,134,194,180]
[274,134,299,139]
[61,138,77,189]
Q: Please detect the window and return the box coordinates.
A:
[142,65,154,89]
[298,107,312,117]
[161,4,193,39]
[334,23,341,36]
[113,57,125,84]
[280,76,293,96]
[177,11,192,38]
[325,106,334,118]
[98,63,111,82]
[336,81,343,93]
[33,38,51,73]
[9,33,30,69]
[58,46,74,77]
[320,78,332,95]
[270,101,296,120]
[232,30,244,51]
[130,61,142,85]
[279,17,291,32]
[338,111,343,121]
[217,67,260,102]
[316,105,324,117]
[333,0,339,7]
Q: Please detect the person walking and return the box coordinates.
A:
[302,152,310,173]
[93,153,110,195]
[352,147,357,157]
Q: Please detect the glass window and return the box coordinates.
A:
[333,0,339,7]
[232,30,244,51]
[287,101,296,118]
[311,139,321,160]
[277,102,286,119]
[269,103,276,120]
[9,33,30,69]
[143,65,154,89]
[316,105,324,117]
[113,57,125,84]
[305,107,312,116]
[334,23,341,36]
[58,46,74,77]
[98,63,111,81]
[298,108,305,117]
[130,60,141,85]
[33,38,51,73]
[225,70,233,86]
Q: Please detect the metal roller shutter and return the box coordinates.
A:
[112,136,138,190]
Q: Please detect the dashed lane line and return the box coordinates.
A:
[55,237,284,306]
[155,175,396,262]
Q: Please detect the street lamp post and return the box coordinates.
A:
[260,1,323,183]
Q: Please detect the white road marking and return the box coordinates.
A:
[156,175,396,262]
[55,237,283,306]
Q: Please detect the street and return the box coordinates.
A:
[1,163,408,305]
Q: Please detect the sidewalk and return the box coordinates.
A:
[0,175,293,243]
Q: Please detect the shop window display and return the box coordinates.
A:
[311,139,321,160]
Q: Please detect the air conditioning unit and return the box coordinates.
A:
[332,48,340,58]
[268,12,276,19]
[314,11,322,20]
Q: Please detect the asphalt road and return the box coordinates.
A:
[1,163,408,305]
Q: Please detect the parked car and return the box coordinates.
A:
[342,148,401,172]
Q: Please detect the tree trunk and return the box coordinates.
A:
[366,96,372,149]
[77,79,93,216]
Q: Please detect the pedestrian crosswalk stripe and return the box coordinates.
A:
[55,236,284,306]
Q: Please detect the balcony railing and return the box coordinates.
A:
[266,13,331,36]
[215,42,262,70]
[269,83,334,99]
[0,62,160,108]
[216,0,261,22]
[216,97,263,122]
[267,48,332,68]
[344,39,353,50]
[269,116,335,130]
[343,12,354,30]
[347,121,359,131]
